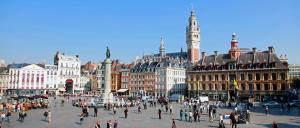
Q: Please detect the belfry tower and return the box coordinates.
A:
[186,8,200,63]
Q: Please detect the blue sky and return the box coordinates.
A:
[0,0,299,64]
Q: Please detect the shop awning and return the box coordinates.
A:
[117,89,128,93]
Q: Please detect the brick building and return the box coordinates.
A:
[187,33,290,102]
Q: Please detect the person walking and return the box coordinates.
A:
[94,106,98,117]
[184,110,188,122]
[138,105,141,114]
[172,119,176,128]
[169,104,173,115]
[193,111,198,122]
[48,110,51,123]
[158,108,162,119]
[106,120,110,128]
[95,120,101,128]
[197,110,201,122]
[113,120,118,128]
[180,109,183,121]
[265,106,269,115]
[113,106,117,115]
[200,106,203,115]
[6,111,11,122]
[208,106,212,121]
[1,112,5,123]
[43,110,48,121]
[165,104,168,113]
[143,102,147,110]
[189,111,193,123]
[213,107,217,120]
[124,108,128,119]
[230,112,237,128]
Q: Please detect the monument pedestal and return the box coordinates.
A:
[97,47,116,107]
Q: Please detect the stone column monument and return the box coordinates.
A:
[99,47,114,105]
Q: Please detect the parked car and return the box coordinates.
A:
[263,101,280,108]
[288,100,300,107]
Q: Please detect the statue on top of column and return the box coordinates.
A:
[106,46,110,59]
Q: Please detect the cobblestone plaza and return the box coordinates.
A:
[1,97,299,128]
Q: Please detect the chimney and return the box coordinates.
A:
[252,47,256,53]
[201,52,206,59]
[268,46,275,54]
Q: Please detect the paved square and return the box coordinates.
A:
[1,97,300,128]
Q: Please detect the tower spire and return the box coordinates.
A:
[191,4,195,16]
[159,36,166,57]
[186,8,200,63]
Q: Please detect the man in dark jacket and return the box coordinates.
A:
[230,112,237,128]
[124,108,128,119]
[158,109,162,119]
[94,106,98,117]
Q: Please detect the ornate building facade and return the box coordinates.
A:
[187,34,290,102]
[54,52,81,94]
[7,64,48,95]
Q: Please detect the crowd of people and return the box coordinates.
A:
[0,94,294,128]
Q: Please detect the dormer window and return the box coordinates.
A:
[229,63,235,70]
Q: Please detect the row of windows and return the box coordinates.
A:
[130,75,155,79]
[195,63,277,71]
[60,70,79,76]
[121,78,129,82]
[131,68,156,73]
[10,70,44,76]
[189,73,286,81]
[60,62,79,69]
[131,81,155,85]
[189,83,286,91]
[157,77,185,83]
[47,70,57,75]
[122,72,129,76]
[130,87,154,91]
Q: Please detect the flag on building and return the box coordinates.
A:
[234,79,239,90]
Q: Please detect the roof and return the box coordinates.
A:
[7,63,45,69]
[194,50,287,70]
[131,58,187,73]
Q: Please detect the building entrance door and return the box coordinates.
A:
[65,79,73,94]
